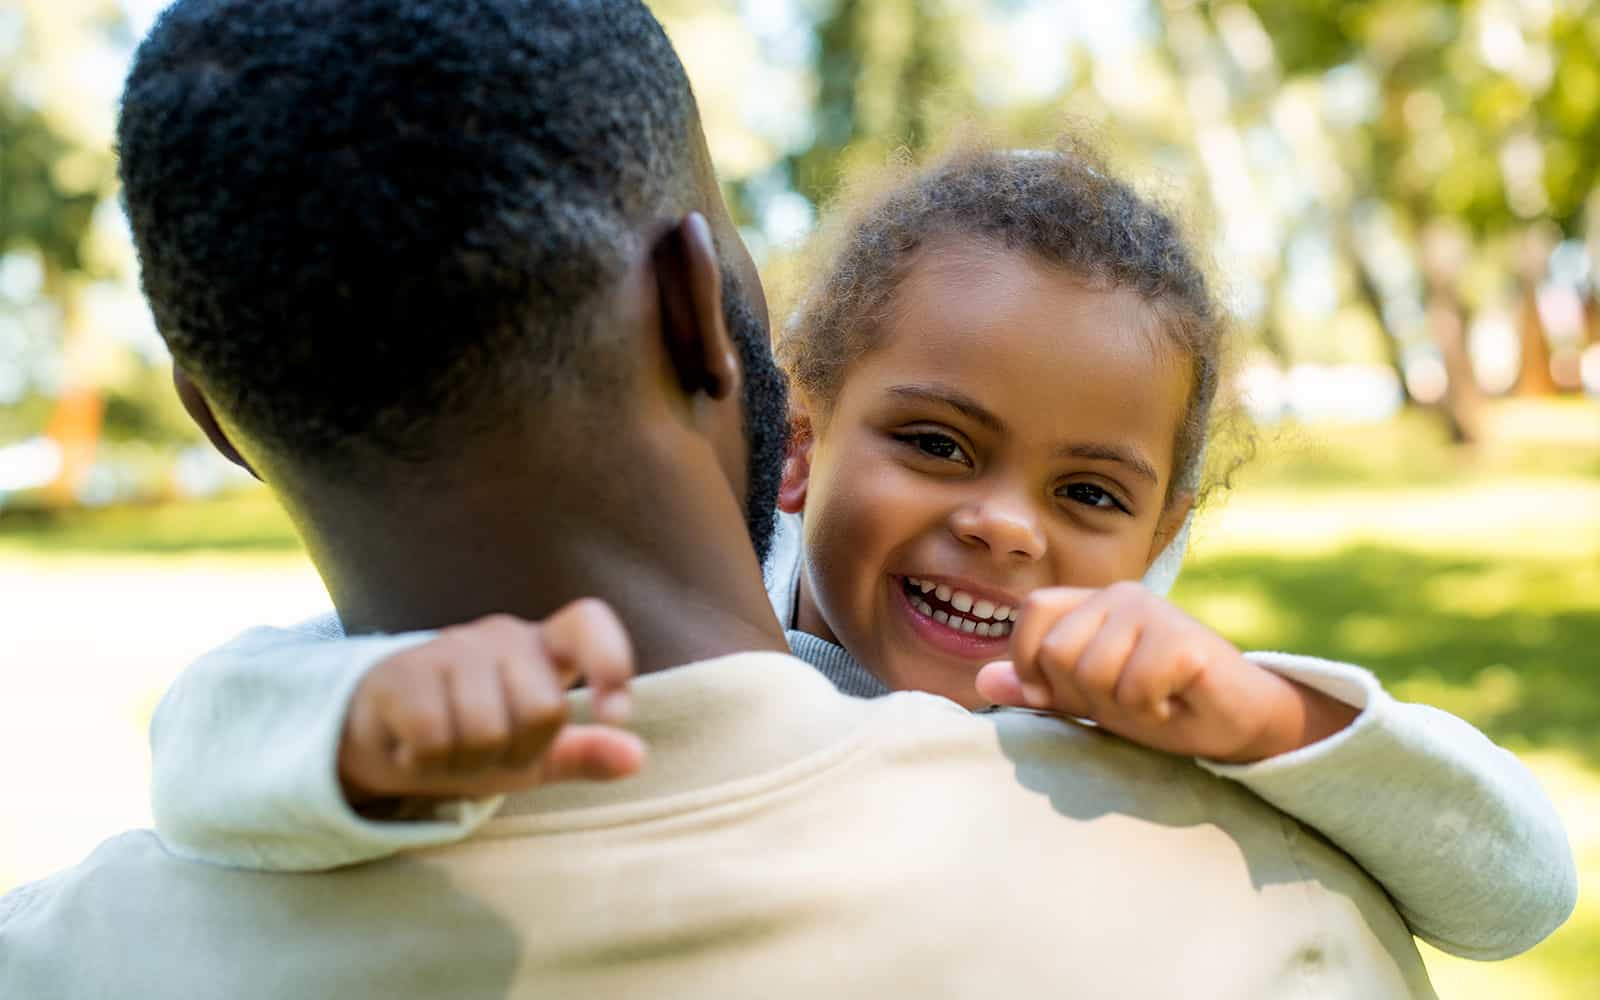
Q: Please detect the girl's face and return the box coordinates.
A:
[781,239,1194,707]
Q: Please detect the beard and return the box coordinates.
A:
[721,270,788,568]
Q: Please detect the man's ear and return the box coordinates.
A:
[651,211,738,402]
[776,407,814,514]
[1147,489,1195,568]
[172,367,259,480]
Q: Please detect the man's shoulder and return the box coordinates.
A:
[0,831,165,941]
[868,696,1352,838]
[875,694,1193,777]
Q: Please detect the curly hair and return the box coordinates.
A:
[118,0,702,469]
[777,139,1228,505]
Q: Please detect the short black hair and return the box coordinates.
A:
[119,0,700,468]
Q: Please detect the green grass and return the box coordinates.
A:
[3,397,1597,996]
[0,487,302,557]
[1176,544,1600,761]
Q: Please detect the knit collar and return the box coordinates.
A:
[786,630,890,699]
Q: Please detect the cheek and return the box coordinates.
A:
[1043,523,1162,588]
[804,446,932,604]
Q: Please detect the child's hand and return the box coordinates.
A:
[339,599,645,807]
[975,583,1357,764]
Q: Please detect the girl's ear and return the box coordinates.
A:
[1147,490,1195,567]
[777,407,815,514]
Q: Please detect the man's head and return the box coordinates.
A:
[118,0,786,561]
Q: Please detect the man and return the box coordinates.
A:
[0,1,1434,997]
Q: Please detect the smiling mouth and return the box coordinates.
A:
[899,576,1016,638]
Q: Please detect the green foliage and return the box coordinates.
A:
[0,97,103,272]
[785,0,967,206]
[1247,0,1600,232]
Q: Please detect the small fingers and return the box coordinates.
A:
[379,663,455,772]
[338,684,402,802]
[1008,588,1098,707]
[442,651,520,772]
[1030,600,1110,712]
[497,651,569,770]
[1111,635,1187,722]
[540,598,636,724]
[1071,608,1141,712]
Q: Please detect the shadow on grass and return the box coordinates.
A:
[1173,544,1600,766]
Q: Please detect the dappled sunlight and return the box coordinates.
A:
[1422,562,1567,617]
[1174,588,1290,648]
[1333,614,1422,659]
[1392,666,1524,728]
[1194,479,1600,560]
[1174,542,1600,762]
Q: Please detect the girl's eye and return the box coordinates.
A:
[1060,482,1129,513]
[895,431,971,465]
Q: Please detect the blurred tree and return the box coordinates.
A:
[0,0,121,505]
[1247,0,1599,418]
[786,0,965,206]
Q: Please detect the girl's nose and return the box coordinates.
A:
[949,500,1047,562]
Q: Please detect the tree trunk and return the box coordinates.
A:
[1419,220,1482,444]
[1425,290,1482,444]
[1339,224,1412,401]
[1512,227,1558,395]
[1512,279,1558,395]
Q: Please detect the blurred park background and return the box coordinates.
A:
[2,0,1597,995]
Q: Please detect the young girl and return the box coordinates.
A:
[150,140,1574,961]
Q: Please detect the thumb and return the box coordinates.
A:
[536,725,647,784]
[975,660,1028,707]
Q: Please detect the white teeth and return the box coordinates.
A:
[933,610,949,624]
[975,622,993,637]
[935,584,952,602]
[951,591,974,613]
[914,599,934,616]
[995,605,1012,622]
[995,622,1012,637]
[920,580,936,594]
[973,599,996,620]
[960,618,977,633]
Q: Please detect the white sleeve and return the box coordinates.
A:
[1199,652,1578,960]
[150,623,502,872]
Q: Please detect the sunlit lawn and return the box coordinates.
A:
[1,398,1596,997]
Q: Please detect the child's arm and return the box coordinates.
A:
[978,583,1578,960]
[151,602,642,872]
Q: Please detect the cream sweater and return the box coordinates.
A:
[142,514,1574,960]
[5,653,1438,999]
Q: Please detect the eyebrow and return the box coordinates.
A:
[886,384,1005,433]
[885,382,1160,486]
[1058,443,1160,485]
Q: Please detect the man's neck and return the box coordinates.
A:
[288,443,789,675]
